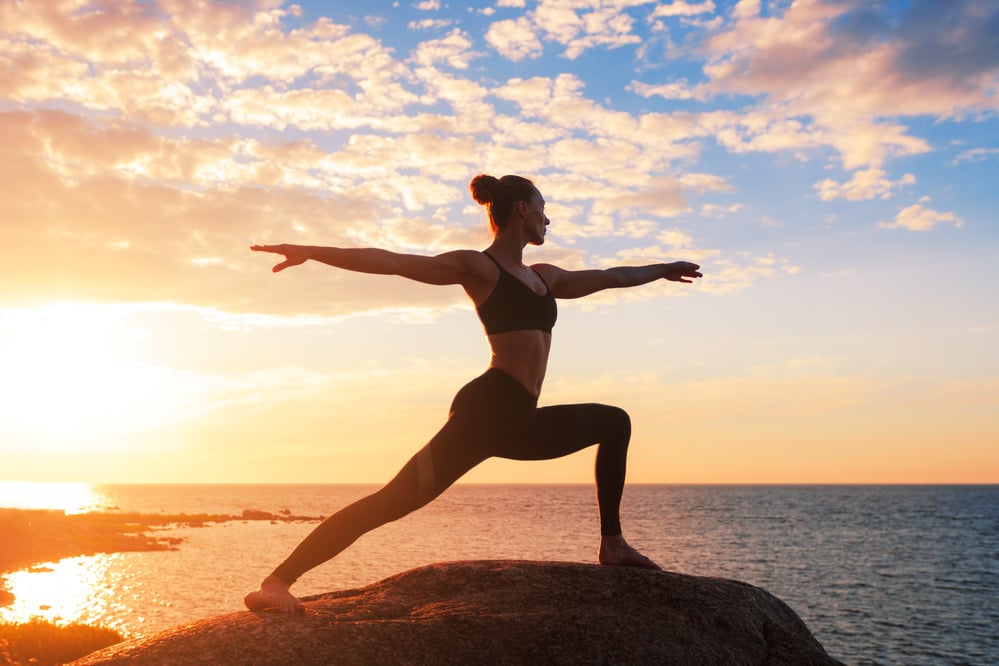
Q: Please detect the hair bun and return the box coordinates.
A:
[470,174,499,206]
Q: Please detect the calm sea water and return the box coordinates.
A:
[1,484,996,666]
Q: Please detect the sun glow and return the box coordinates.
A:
[0,303,186,453]
[0,482,109,514]
[0,554,134,635]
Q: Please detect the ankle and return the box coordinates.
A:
[600,533,625,546]
[261,574,291,589]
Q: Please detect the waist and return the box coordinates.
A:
[487,330,550,397]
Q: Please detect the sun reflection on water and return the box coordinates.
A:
[0,554,136,635]
[0,482,111,514]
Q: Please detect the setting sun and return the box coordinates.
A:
[0,303,186,452]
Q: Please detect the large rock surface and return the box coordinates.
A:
[73,560,845,665]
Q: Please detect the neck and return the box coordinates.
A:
[487,229,528,265]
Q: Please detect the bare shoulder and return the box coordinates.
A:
[439,249,494,278]
[441,248,488,263]
[530,263,581,291]
[529,262,566,282]
[440,249,499,302]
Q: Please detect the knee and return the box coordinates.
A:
[604,405,631,444]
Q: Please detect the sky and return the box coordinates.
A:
[1,0,996,485]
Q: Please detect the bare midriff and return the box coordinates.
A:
[487,330,552,398]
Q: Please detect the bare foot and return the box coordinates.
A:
[244,575,305,612]
[598,534,662,570]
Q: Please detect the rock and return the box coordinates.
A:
[240,509,276,521]
[72,560,844,665]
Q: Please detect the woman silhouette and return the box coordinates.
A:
[245,174,702,611]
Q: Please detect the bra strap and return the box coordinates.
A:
[482,251,506,274]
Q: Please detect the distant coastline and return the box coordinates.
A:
[0,507,321,608]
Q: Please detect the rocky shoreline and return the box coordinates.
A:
[0,507,321,608]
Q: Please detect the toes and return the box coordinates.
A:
[244,591,266,611]
[244,589,303,612]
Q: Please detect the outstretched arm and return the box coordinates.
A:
[536,261,702,299]
[250,244,484,287]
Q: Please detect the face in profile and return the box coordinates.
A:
[524,191,550,245]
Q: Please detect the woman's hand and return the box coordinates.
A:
[250,244,312,272]
[663,261,702,283]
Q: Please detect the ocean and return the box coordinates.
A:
[1,483,996,665]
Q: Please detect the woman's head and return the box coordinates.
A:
[470,174,540,233]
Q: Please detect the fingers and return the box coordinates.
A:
[665,264,702,283]
[681,263,702,281]
[249,244,294,271]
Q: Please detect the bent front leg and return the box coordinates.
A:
[514,403,632,536]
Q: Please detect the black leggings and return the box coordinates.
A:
[272,368,631,584]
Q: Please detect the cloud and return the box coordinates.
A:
[486,0,680,62]
[693,0,998,168]
[814,168,916,201]
[693,103,932,171]
[650,1,716,19]
[494,74,701,172]
[630,79,707,101]
[408,19,453,30]
[487,0,657,61]
[0,3,417,128]
[700,203,743,218]
[880,201,963,231]
[550,6,642,60]
[411,29,479,70]
[485,17,543,60]
[951,147,999,165]
[678,172,733,193]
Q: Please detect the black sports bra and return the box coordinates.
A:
[476,252,557,335]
